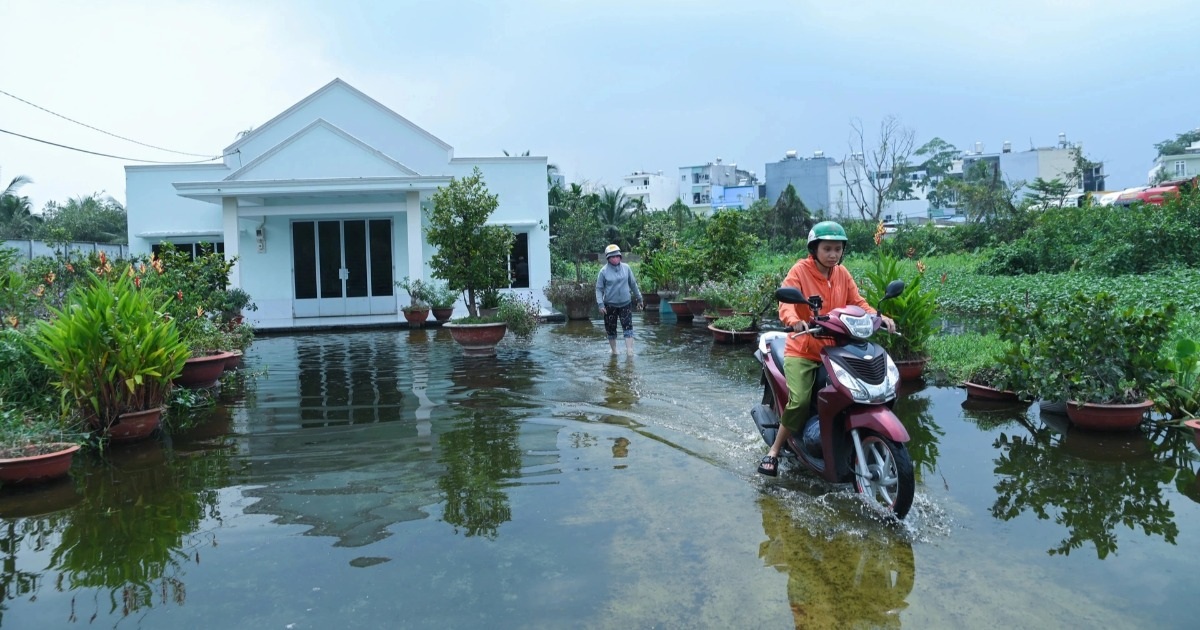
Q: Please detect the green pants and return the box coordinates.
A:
[780,357,820,432]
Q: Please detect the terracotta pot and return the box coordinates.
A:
[643,292,661,308]
[104,407,165,442]
[683,298,708,317]
[963,381,1022,402]
[175,352,233,388]
[1065,399,1153,432]
[716,307,735,317]
[667,301,693,321]
[894,357,928,381]
[223,349,244,372]
[562,297,594,320]
[404,308,430,327]
[478,307,499,318]
[1182,418,1200,449]
[444,321,508,357]
[707,324,757,344]
[0,442,81,486]
[432,307,455,322]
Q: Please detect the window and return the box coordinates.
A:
[151,241,224,260]
[681,174,686,181]
[1176,160,1187,177]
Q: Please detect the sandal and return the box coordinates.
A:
[757,455,779,477]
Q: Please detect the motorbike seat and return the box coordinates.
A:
[769,334,787,373]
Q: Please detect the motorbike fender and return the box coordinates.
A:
[846,407,910,443]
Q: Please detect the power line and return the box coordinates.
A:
[0,87,216,157]
[0,127,226,164]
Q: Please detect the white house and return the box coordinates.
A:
[125,79,550,330]
[619,170,678,210]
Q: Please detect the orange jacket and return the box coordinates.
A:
[778,257,874,361]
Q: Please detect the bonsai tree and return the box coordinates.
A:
[396,276,432,312]
[426,168,514,318]
[424,280,459,309]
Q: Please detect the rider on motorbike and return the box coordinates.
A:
[757,221,896,476]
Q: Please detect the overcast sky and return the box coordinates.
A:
[2,0,1196,211]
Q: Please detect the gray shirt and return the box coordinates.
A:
[595,262,642,308]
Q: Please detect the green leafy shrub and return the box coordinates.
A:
[496,293,541,340]
[712,315,753,331]
[29,271,190,429]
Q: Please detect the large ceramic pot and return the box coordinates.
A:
[667,301,694,321]
[104,407,165,443]
[963,381,1023,403]
[894,357,928,381]
[0,442,81,485]
[562,297,594,320]
[444,321,508,357]
[175,352,233,388]
[432,307,455,323]
[223,349,244,372]
[404,308,430,328]
[1185,419,1200,449]
[707,324,757,344]
[642,292,661,308]
[1065,399,1153,432]
[684,298,708,317]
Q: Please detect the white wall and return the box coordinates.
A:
[125,164,229,254]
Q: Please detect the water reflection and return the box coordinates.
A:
[436,409,523,539]
[47,439,231,619]
[757,495,914,628]
[893,384,944,481]
[990,420,1180,559]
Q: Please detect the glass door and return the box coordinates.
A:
[292,219,394,318]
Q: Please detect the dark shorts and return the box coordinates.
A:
[603,303,634,339]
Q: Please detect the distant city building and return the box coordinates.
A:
[1149,138,1200,184]
[962,134,1105,196]
[619,170,678,210]
[764,150,838,214]
[679,158,757,212]
[710,184,761,210]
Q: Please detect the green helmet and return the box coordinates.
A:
[807,221,848,247]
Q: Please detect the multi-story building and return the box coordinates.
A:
[710,184,761,211]
[764,150,839,214]
[679,158,757,212]
[619,170,679,210]
[1149,139,1200,184]
[961,134,1105,196]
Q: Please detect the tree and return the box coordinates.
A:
[0,175,41,239]
[549,186,603,283]
[665,198,695,232]
[36,194,127,243]
[771,184,813,249]
[1025,177,1073,209]
[594,187,634,248]
[1154,128,1200,157]
[841,116,916,222]
[913,137,960,209]
[949,160,1022,224]
[699,210,758,283]
[426,167,514,318]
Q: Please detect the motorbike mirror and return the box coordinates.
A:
[775,287,806,304]
[883,280,906,300]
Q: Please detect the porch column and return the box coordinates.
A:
[406,191,424,279]
[222,196,241,288]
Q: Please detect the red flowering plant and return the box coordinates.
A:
[857,221,940,361]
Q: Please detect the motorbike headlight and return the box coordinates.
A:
[831,362,872,403]
[884,356,900,395]
[839,312,874,339]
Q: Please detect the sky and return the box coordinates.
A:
[2,0,1197,212]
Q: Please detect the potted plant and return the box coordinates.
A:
[425,168,517,356]
[218,287,257,326]
[1018,291,1176,431]
[544,277,595,320]
[425,280,459,322]
[396,276,432,327]
[549,179,604,316]
[708,314,756,344]
[175,318,233,388]
[859,224,938,380]
[29,271,190,442]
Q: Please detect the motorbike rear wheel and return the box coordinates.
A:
[851,430,915,519]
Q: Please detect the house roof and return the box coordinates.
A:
[222,78,453,155]
[224,119,419,181]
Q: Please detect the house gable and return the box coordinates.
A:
[225,120,418,182]
[223,79,453,175]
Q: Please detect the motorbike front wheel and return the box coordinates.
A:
[851,430,915,519]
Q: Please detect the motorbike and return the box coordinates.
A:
[751,280,916,519]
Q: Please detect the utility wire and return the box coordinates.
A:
[0,87,216,157]
[0,127,225,164]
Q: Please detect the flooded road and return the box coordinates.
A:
[2,313,1199,628]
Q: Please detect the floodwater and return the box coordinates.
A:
[2,311,1199,628]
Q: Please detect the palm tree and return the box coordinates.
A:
[594,187,634,248]
[0,175,41,238]
[666,198,695,232]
